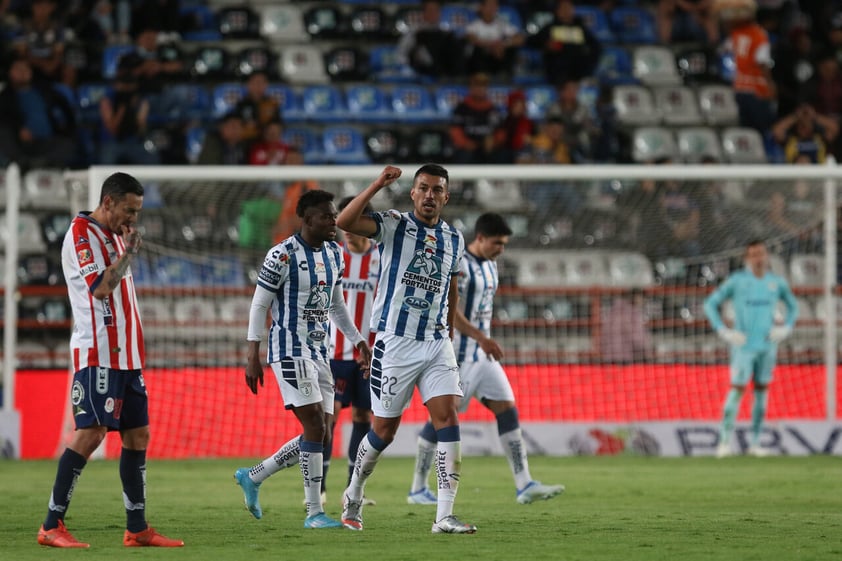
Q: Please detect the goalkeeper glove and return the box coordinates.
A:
[717,328,746,347]
[769,325,792,343]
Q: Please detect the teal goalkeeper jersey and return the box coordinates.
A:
[703,268,798,351]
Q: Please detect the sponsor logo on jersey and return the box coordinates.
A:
[104,397,115,413]
[75,236,88,246]
[258,267,281,286]
[308,330,326,342]
[403,296,431,311]
[80,263,99,276]
[77,249,92,265]
[96,367,109,394]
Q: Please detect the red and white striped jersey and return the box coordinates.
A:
[61,212,144,372]
[330,241,379,360]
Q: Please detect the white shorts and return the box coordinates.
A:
[271,357,335,414]
[369,332,462,418]
[457,356,516,413]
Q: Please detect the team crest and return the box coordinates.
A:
[408,247,442,278]
[382,397,392,410]
[300,382,313,397]
[305,281,330,308]
[424,234,437,246]
[77,249,92,265]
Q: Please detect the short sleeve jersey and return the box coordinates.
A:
[453,250,498,363]
[369,210,465,341]
[61,212,144,372]
[256,234,344,363]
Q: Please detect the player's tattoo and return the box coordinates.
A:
[105,254,132,290]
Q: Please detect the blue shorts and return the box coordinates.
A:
[331,359,371,410]
[729,347,776,387]
[71,367,149,431]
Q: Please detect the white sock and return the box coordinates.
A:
[250,435,300,484]
[300,449,324,517]
[410,436,436,493]
[434,440,461,522]
[500,428,532,490]
[346,434,382,501]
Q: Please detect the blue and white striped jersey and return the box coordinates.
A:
[370,210,465,341]
[453,250,498,362]
[256,234,345,362]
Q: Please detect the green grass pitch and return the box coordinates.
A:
[2,455,840,561]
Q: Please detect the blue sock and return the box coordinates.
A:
[751,389,768,446]
[120,448,147,533]
[347,421,370,485]
[420,421,437,443]
[44,448,87,530]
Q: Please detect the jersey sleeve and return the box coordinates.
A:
[451,231,465,276]
[370,209,400,243]
[703,276,735,332]
[256,244,290,292]
[69,220,107,293]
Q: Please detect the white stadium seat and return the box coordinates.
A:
[676,127,722,163]
[511,250,564,288]
[631,127,678,162]
[698,84,739,126]
[788,254,824,287]
[632,45,682,86]
[22,169,69,210]
[720,127,766,163]
[613,84,661,126]
[653,86,702,126]
[258,4,309,43]
[607,252,654,287]
[560,251,610,286]
[0,212,47,254]
[279,45,329,84]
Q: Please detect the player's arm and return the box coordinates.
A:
[244,284,275,394]
[336,166,402,237]
[453,308,503,360]
[770,280,799,343]
[704,277,746,346]
[447,274,459,340]
[329,283,371,371]
[91,225,142,300]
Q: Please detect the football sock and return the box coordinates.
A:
[44,448,87,530]
[410,421,437,492]
[497,408,532,490]
[120,448,147,533]
[720,388,743,446]
[346,421,370,486]
[346,431,386,501]
[434,426,461,522]
[251,435,301,483]
[299,440,324,517]
[751,389,768,447]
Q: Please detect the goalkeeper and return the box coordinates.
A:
[703,239,798,457]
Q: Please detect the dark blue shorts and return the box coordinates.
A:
[71,366,149,431]
[331,359,371,410]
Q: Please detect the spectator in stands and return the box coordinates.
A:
[824,12,842,65]
[530,0,602,86]
[449,72,506,163]
[98,55,158,165]
[600,289,654,363]
[67,0,131,45]
[235,71,281,143]
[248,118,302,166]
[591,83,620,163]
[659,169,702,258]
[0,57,77,169]
[197,112,246,165]
[704,239,798,458]
[772,23,816,119]
[13,0,76,85]
[464,0,525,77]
[396,0,467,78]
[657,0,719,44]
[544,80,598,162]
[715,0,776,135]
[121,25,184,113]
[805,51,842,121]
[494,89,534,163]
[766,160,823,256]
[771,102,839,164]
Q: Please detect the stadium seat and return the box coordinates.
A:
[185,126,206,164]
[21,169,69,210]
[524,10,553,36]
[487,85,512,112]
[632,46,682,86]
[217,5,261,39]
[189,46,233,81]
[596,46,635,85]
[0,212,47,254]
[154,256,202,286]
[391,85,439,123]
[697,84,739,126]
[767,253,787,277]
[17,254,52,285]
[173,296,218,324]
[612,84,661,126]
[434,85,469,118]
[303,4,347,39]
[575,5,615,43]
[369,45,419,83]
[789,254,824,287]
[631,127,678,162]
[265,84,303,122]
[138,297,174,336]
[234,46,277,79]
[283,126,323,164]
[365,127,410,163]
[101,44,135,79]
[474,179,527,211]
[676,127,723,163]
[513,48,544,85]
[498,5,524,30]
[211,83,244,118]
[199,255,246,287]
[77,83,112,123]
[345,85,393,123]
[300,85,346,122]
[324,46,369,82]
[607,252,655,287]
[164,83,211,122]
[409,128,453,162]
[440,4,475,33]
[322,126,371,164]
[720,127,767,163]
[718,50,736,84]
[180,4,222,41]
[676,47,720,84]
[511,250,564,288]
[40,212,71,246]
[652,86,701,125]
[609,6,658,44]
[258,4,309,43]
[218,296,252,323]
[525,85,556,120]
[279,45,329,84]
[560,251,610,286]
[348,6,392,39]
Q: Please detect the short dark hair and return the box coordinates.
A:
[338,195,372,214]
[99,172,144,204]
[746,239,766,250]
[474,212,512,237]
[297,189,335,217]
[414,163,449,185]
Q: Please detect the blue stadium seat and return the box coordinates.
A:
[596,46,636,85]
[77,84,112,123]
[525,85,556,120]
[440,5,476,33]
[513,48,544,85]
[265,84,302,122]
[102,45,135,79]
[434,85,468,118]
[322,126,371,164]
[345,85,393,123]
[610,6,657,44]
[128,255,155,287]
[180,4,222,41]
[391,85,439,123]
[300,85,346,122]
[165,84,211,121]
[487,85,512,112]
[498,5,523,31]
[575,6,615,43]
[369,45,420,83]
[185,126,206,164]
[283,126,323,164]
[154,256,202,286]
[199,255,246,287]
[211,83,244,118]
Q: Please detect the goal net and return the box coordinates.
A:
[6,164,841,458]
